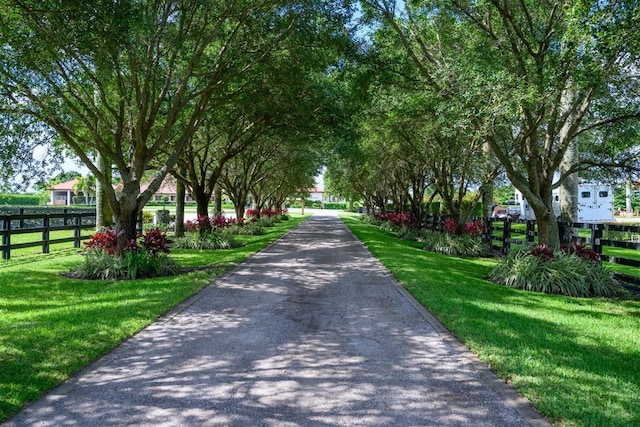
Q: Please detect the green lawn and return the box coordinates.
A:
[0,215,307,422]
[1,228,94,259]
[341,213,640,427]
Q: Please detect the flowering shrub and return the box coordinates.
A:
[185,215,244,233]
[142,228,172,256]
[561,242,598,262]
[246,208,288,218]
[372,212,414,228]
[489,245,618,297]
[77,227,176,280]
[529,243,554,261]
[84,229,122,255]
[443,219,484,236]
[464,221,484,236]
[529,242,599,263]
[178,215,242,249]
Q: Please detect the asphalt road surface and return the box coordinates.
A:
[4,213,548,426]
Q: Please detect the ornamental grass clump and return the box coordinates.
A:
[75,228,178,280]
[422,231,490,257]
[174,215,242,249]
[422,219,490,257]
[489,243,620,297]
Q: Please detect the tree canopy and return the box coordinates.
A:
[343,0,640,247]
[0,0,354,250]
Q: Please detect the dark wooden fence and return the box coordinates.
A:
[0,211,97,260]
[482,217,640,284]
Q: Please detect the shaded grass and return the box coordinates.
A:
[0,215,307,422]
[341,214,640,427]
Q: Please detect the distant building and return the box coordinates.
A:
[308,186,344,204]
[308,186,324,202]
[49,179,80,206]
[50,177,194,206]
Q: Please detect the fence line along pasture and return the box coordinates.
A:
[481,217,640,285]
[0,211,97,260]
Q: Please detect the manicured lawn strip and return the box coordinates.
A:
[340,214,640,427]
[0,215,308,422]
[1,228,94,259]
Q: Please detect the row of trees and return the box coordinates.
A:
[2,1,640,251]
[0,0,354,252]
[326,0,640,248]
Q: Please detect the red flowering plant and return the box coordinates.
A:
[528,243,555,262]
[142,228,172,256]
[561,242,599,263]
[84,229,122,255]
[78,227,176,280]
[443,219,484,236]
[464,220,484,236]
[186,215,243,233]
[372,212,415,228]
[528,242,599,264]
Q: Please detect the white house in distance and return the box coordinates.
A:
[49,179,81,206]
[308,186,324,202]
[49,178,186,206]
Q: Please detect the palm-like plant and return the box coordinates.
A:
[74,175,96,205]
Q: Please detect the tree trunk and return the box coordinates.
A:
[194,191,211,234]
[114,185,142,254]
[481,142,495,219]
[559,129,579,222]
[213,184,223,218]
[175,178,186,237]
[535,209,560,250]
[234,202,246,220]
[626,174,633,216]
[481,182,494,219]
[557,84,580,244]
[528,188,561,250]
[95,153,113,229]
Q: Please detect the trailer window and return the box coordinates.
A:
[581,191,591,198]
[599,191,608,197]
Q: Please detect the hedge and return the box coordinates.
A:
[323,202,347,210]
[0,193,45,205]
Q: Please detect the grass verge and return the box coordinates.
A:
[341,213,640,427]
[0,215,307,422]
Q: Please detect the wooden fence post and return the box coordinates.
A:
[526,220,536,244]
[483,217,492,246]
[137,211,144,233]
[42,215,50,254]
[591,223,603,258]
[74,214,82,248]
[2,215,10,260]
[502,218,511,255]
[18,208,25,229]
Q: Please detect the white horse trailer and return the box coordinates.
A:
[514,184,613,222]
[576,184,614,222]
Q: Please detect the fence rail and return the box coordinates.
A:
[1,212,97,260]
[480,217,640,285]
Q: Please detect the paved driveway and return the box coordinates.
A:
[5,214,548,426]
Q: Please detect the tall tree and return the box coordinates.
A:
[0,0,312,251]
[363,0,640,248]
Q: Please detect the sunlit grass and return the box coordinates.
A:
[341,214,640,427]
[0,214,307,422]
